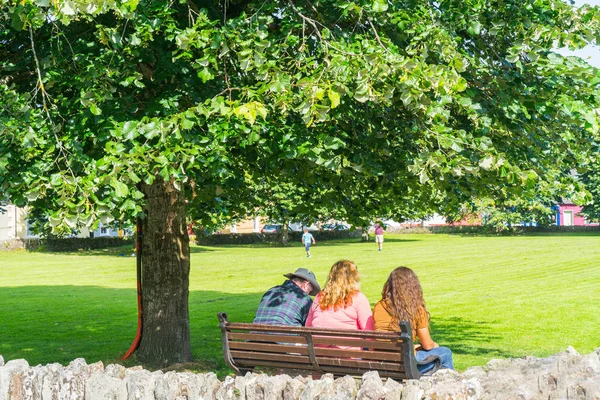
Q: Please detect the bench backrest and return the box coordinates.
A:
[218,312,421,380]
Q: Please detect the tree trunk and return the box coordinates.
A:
[137,178,191,366]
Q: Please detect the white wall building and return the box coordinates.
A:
[0,204,29,240]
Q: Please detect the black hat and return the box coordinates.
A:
[284,268,321,296]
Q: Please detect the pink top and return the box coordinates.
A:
[305,292,374,331]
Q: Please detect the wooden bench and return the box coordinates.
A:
[218,312,441,380]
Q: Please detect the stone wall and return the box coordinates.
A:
[1,347,599,399]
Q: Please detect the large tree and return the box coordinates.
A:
[1,0,599,366]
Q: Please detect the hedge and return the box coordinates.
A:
[0,237,134,252]
[398,225,600,235]
[195,229,362,245]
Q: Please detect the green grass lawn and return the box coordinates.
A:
[1,233,599,376]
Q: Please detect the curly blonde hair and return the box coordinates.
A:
[381,267,429,338]
[318,260,360,311]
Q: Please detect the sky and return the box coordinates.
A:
[556,0,600,68]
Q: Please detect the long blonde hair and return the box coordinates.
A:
[318,260,360,311]
[381,267,429,338]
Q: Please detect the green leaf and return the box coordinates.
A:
[453,78,468,92]
[372,0,388,12]
[467,21,481,36]
[506,54,519,63]
[89,103,102,116]
[328,89,341,109]
[198,68,214,83]
[181,118,194,129]
[50,174,62,187]
[159,166,170,181]
[400,89,412,105]
[127,170,141,184]
[479,156,494,170]
[122,121,137,141]
[111,179,129,198]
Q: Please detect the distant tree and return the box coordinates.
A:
[1,0,599,366]
[580,156,600,222]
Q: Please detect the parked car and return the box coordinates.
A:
[289,223,320,232]
[322,223,350,231]
[261,224,282,233]
[288,223,304,232]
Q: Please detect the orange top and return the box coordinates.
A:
[372,300,428,340]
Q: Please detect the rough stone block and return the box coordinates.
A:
[85,371,128,400]
[105,364,128,380]
[199,372,224,400]
[333,375,357,399]
[0,359,29,400]
[126,369,162,400]
[245,373,267,400]
[264,374,292,400]
[155,370,203,400]
[283,377,306,400]
[299,376,334,400]
[215,375,237,400]
[400,384,424,400]
[383,378,402,400]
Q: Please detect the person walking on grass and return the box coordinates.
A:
[253,268,321,326]
[302,228,316,258]
[374,221,384,251]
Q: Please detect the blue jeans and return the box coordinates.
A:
[415,346,454,373]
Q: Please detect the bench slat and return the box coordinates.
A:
[235,359,316,371]
[228,341,403,362]
[227,332,307,344]
[227,332,403,351]
[229,341,310,354]
[230,350,402,372]
[226,323,405,339]
[233,359,409,380]
[314,347,403,362]
[230,350,310,365]
[316,357,401,371]
[311,337,402,350]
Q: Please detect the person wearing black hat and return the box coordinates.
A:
[253,268,321,326]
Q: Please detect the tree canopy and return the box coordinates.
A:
[1,0,599,365]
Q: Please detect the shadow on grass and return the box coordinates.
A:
[430,316,517,359]
[0,285,511,377]
[34,245,218,257]
[29,245,136,257]
[0,285,259,376]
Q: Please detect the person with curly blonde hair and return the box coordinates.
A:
[373,267,453,373]
[305,260,374,331]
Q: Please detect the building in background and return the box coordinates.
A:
[0,204,29,240]
[0,204,131,240]
[552,203,599,226]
